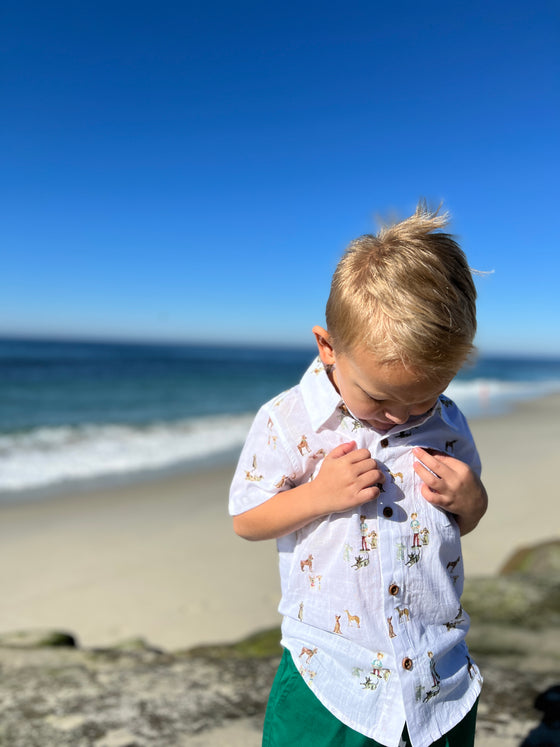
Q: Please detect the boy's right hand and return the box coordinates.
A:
[233,441,384,541]
[312,441,384,514]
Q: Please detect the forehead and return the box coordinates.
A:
[337,348,451,403]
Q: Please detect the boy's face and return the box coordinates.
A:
[313,326,453,433]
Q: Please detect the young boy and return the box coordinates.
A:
[229,204,488,747]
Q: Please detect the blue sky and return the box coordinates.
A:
[2,0,559,355]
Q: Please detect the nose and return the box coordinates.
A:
[384,407,409,425]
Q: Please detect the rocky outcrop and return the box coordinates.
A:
[0,629,279,746]
[1,541,558,746]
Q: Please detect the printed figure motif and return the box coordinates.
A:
[406,550,421,567]
[351,553,369,570]
[360,515,369,551]
[371,652,385,677]
[297,435,311,455]
[422,651,441,702]
[338,403,351,419]
[387,617,396,638]
[444,605,464,630]
[299,646,318,664]
[300,554,314,572]
[396,429,413,439]
[308,574,322,590]
[244,455,263,482]
[446,556,461,573]
[266,418,277,448]
[274,474,294,489]
[345,609,361,628]
[410,512,421,548]
[446,556,461,585]
[396,605,410,623]
[429,651,441,687]
[333,615,342,635]
[466,655,482,684]
[365,653,391,687]
[311,449,326,461]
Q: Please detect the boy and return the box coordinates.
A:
[229,204,487,747]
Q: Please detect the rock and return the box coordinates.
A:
[499,538,560,576]
[462,575,560,629]
[0,629,77,648]
[0,632,279,746]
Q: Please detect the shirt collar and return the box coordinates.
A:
[299,357,344,431]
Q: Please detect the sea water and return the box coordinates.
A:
[1,338,560,498]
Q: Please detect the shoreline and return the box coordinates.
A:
[1,393,559,651]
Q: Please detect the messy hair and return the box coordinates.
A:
[325,202,477,378]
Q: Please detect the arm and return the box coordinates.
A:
[412,447,488,536]
[233,441,385,541]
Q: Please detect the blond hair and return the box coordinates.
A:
[325,202,477,377]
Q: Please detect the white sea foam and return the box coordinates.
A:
[0,414,254,494]
[446,377,560,418]
[1,378,559,496]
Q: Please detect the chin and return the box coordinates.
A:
[367,420,394,432]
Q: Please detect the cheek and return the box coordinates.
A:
[355,399,383,418]
[410,401,437,416]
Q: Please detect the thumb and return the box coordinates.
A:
[328,441,357,459]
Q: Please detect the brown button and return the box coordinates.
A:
[389,583,400,596]
[380,438,389,448]
[402,657,414,671]
[383,506,393,518]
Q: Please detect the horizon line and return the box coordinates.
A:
[1,331,560,361]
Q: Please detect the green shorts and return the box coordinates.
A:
[263,650,478,747]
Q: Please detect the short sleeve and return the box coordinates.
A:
[228,403,301,516]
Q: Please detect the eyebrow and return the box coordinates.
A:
[357,383,385,401]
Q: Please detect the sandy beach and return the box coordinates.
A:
[1,394,559,652]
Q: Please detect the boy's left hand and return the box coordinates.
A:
[412,447,488,536]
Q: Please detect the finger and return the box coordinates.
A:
[420,483,442,503]
[358,484,382,503]
[414,447,461,474]
[413,448,457,480]
[355,459,383,479]
[356,469,384,491]
[328,441,357,459]
[413,459,441,487]
[347,447,373,463]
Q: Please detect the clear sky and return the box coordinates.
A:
[2,0,559,355]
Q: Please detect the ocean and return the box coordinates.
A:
[2,338,560,500]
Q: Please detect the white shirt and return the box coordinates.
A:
[229,358,482,747]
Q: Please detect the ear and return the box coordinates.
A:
[312,325,336,366]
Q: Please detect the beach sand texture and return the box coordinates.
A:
[1,394,559,652]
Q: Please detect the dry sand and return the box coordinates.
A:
[1,394,559,651]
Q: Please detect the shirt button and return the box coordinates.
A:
[383,506,393,518]
[380,438,389,448]
[389,583,400,596]
[402,657,414,671]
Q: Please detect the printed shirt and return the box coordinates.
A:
[229,358,483,747]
